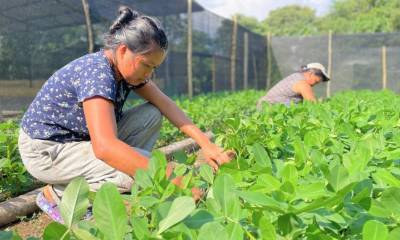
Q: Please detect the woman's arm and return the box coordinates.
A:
[292,81,317,102]
[135,81,235,170]
[83,97,149,176]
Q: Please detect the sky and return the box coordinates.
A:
[196,0,333,21]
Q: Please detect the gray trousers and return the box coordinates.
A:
[18,102,162,200]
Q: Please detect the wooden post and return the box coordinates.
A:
[266,32,272,89]
[187,0,193,98]
[243,32,249,89]
[81,0,94,53]
[326,30,332,97]
[252,54,258,89]
[230,15,238,91]
[382,46,387,90]
[212,55,216,92]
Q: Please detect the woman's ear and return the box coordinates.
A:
[116,44,128,59]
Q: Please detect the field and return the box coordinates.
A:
[1,90,400,239]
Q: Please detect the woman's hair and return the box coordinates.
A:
[103,6,168,54]
[299,65,326,80]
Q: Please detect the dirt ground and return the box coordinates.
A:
[1,212,52,239]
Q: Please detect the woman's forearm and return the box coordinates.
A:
[93,138,149,176]
[158,98,212,148]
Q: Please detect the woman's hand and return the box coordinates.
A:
[201,143,236,171]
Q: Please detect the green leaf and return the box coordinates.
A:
[277,213,295,236]
[327,163,349,192]
[251,143,272,170]
[172,150,188,164]
[135,169,153,189]
[373,169,400,188]
[362,220,388,240]
[43,222,69,240]
[149,150,167,179]
[369,199,391,218]
[294,182,356,214]
[93,183,128,240]
[59,177,90,228]
[259,216,276,240]
[281,163,298,185]
[226,222,244,240]
[388,228,400,240]
[294,138,309,166]
[297,182,327,200]
[184,209,214,229]
[72,227,99,240]
[131,216,150,239]
[158,196,196,234]
[235,190,286,213]
[257,174,281,192]
[198,222,229,240]
[199,164,214,184]
[380,187,400,216]
[213,174,236,216]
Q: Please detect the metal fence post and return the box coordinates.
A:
[326,30,332,98]
[81,0,94,53]
[382,46,387,90]
[243,32,249,89]
[187,0,193,98]
[230,15,237,91]
[266,32,272,90]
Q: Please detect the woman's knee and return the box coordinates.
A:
[142,102,163,129]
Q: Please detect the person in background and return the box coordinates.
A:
[257,63,330,109]
[18,6,234,223]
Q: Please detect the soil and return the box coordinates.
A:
[1,212,52,239]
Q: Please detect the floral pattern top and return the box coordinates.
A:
[21,50,130,143]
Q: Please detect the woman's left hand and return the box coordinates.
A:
[201,143,236,171]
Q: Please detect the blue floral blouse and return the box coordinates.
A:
[21,50,130,143]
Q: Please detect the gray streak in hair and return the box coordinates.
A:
[103,6,168,54]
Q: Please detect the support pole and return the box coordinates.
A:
[382,46,387,90]
[252,54,258,89]
[266,32,272,89]
[230,15,238,91]
[243,32,249,89]
[326,30,332,97]
[81,0,94,53]
[212,55,216,92]
[187,0,193,98]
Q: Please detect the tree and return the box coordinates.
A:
[261,5,318,36]
[235,14,265,35]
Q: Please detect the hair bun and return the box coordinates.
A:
[109,6,139,34]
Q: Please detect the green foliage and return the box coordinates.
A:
[262,5,318,36]
[0,120,35,201]
[237,0,400,36]
[1,90,400,239]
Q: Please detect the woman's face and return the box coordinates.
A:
[305,71,323,86]
[115,44,166,86]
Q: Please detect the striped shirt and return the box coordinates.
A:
[257,73,305,107]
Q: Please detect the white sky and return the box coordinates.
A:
[196,0,333,21]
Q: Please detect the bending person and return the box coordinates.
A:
[18,6,234,223]
[257,63,330,109]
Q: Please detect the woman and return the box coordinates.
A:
[257,63,330,109]
[18,6,234,223]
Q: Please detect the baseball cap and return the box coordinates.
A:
[306,62,330,81]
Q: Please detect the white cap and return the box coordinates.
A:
[306,62,330,81]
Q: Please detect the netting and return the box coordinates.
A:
[1,0,399,113]
[0,0,268,111]
[270,32,400,98]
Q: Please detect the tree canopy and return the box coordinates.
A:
[236,0,400,36]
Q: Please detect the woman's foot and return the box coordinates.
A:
[37,185,93,223]
[36,190,64,223]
